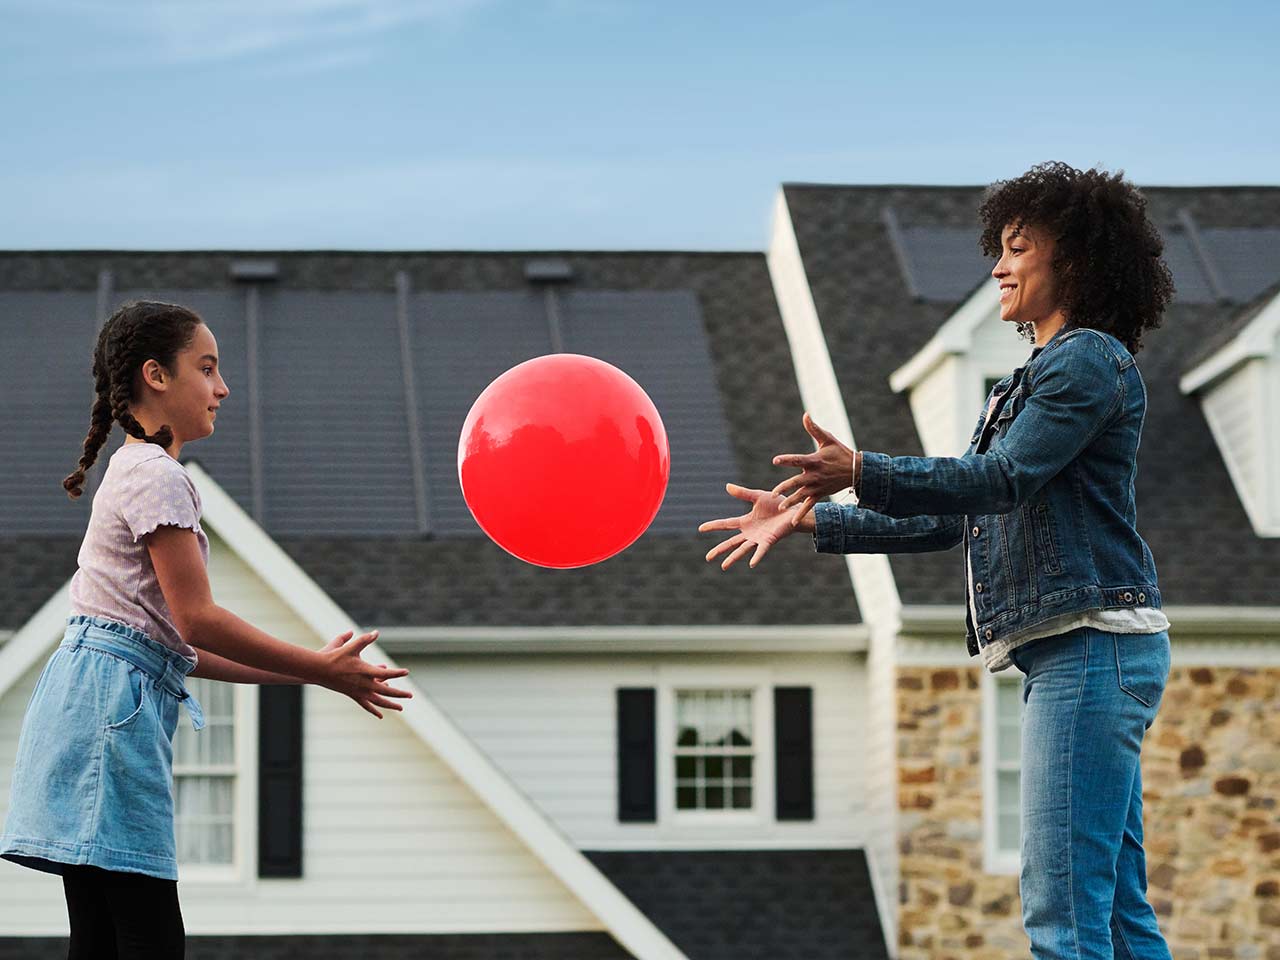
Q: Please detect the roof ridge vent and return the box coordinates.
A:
[230,259,279,282]
[524,258,574,284]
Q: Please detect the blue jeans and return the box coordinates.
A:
[1008,627,1172,960]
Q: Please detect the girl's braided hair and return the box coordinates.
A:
[63,300,204,500]
[978,161,1174,354]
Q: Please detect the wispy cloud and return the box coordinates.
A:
[4,0,493,67]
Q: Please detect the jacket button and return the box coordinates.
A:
[984,628,993,640]
[1122,592,1134,603]
[975,582,984,593]
[972,526,980,537]
[1138,592,1146,603]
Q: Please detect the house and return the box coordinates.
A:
[2,181,1277,960]
[0,250,886,958]
[769,184,1280,958]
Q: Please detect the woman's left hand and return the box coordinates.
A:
[771,412,855,525]
[698,483,813,570]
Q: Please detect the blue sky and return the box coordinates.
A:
[2,0,1276,250]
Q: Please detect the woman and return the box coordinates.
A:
[699,162,1175,959]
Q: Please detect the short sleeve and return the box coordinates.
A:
[119,457,203,543]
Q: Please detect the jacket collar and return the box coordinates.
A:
[1029,322,1075,361]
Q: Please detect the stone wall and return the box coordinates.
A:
[895,665,1280,960]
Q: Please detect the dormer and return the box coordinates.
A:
[888,281,1029,457]
[1179,285,1280,538]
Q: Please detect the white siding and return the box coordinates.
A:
[1271,354,1280,531]
[401,652,868,851]
[903,311,1029,459]
[1202,358,1274,534]
[908,355,963,456]
[0,530,599,936]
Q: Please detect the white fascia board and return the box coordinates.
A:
[1180,291,1280,395]
[375,624,869,655]
[182,464,688,960]
[888,282,999,394]
[767,186,899,960]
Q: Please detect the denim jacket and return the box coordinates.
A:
[813,325,1161,659]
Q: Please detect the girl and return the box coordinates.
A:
[700,163,1176,959]
[1,300,413,958]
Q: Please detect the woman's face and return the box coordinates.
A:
[992,222,1061,326]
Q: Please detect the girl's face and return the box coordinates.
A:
[138,323,230,442]
[992,222,1062,326]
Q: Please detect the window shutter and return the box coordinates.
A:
[774,687,814,821]
[617,688,657,823]
[258,685,304,877]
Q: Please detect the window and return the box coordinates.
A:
[172,678,237,865]
[983,671,1024,873]
[673,689,755,812]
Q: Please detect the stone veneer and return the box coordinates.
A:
[895,665,1280,960]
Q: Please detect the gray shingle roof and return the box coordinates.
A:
[0,251,861,630]
[784,184,1280,609]
[585,849,888,960]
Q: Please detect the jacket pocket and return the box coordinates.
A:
[1031,502,1063,575]
[105,667,149,731]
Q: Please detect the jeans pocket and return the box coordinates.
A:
[1113,633,1170,709]
[105,667,149,731]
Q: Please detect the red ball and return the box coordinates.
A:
[458,354,671,568]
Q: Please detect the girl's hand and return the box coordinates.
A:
[771,412,855,526]
[320,629,413,719]
[697,484,813,570]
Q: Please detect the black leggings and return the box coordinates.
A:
[62,864,184,959]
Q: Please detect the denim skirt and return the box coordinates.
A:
[0,615,205,880]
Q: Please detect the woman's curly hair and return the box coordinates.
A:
[63,301,204,500]
[978,161,1174,354]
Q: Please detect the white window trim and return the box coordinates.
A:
[178,682,260,891]
[655,666,775,833]
[981,666,1024,876]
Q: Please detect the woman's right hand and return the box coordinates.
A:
[319,630,413,719]
[697,483,814,570]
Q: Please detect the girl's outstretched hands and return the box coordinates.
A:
[771,412,856,526]
[320,629,413,719]
[697,483,814,570]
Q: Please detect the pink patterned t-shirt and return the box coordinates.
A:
[68,441,208,664]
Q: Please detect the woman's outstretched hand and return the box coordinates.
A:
[771,412,855,526]
[319,629,413,719]
[697,483,815,570]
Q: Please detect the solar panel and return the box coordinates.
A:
[0,292,100,535]
[896,226,990,301]
[256,290,419,535]
[1160,232,1217,304]
[413,291,556,536]
[1201,228,1280,303]
[558,291,737,534]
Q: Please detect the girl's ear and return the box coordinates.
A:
[139,359,167,390]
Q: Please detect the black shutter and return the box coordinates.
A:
[617,688,656,823]
[258,684,304,877]
[774,687,814,821]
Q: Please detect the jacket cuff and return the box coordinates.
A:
[856,451,891,513]
[813,502,844,553]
